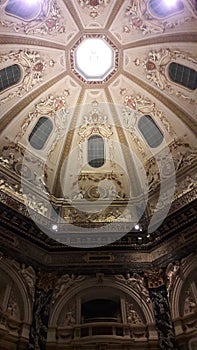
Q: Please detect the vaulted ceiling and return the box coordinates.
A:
[0,0,197,257]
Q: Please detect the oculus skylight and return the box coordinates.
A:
[70,35,119,84]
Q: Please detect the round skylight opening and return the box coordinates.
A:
[74,38,115,81]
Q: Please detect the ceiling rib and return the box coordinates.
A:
[122,32,197,50]
[63,0,84,32]
[51,88,86,196]
[0,34,66,50]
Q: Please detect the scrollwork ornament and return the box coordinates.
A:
[0,49,47,103]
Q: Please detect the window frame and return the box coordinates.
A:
[29,116,53,151]
[138,115,164,148]
[167,61,197,91]
[0,64,22,93]
[87,134,105,168]
[148,0,184,18]
[5,0,42,21]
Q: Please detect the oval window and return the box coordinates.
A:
[138,115,163,148]
[5,0,41,21]
[29,117,53,150]
[88,135,104,168]
[148,0,184,18]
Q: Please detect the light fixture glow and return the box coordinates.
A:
[135,224,140,230]
[52,224,58,231]
[164,0,177,6]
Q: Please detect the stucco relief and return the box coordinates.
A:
[78,0,111,19]
[16,90,70,142]
[145,138,197,193]
[123,0,195,36]
[134,48,197,104]
[125,301,143,325]
[78,100,113,143]
[58,299,76,326]
[0,0,67,36]
[0,49,48,103]
[115,273,150,302]
[120,88,174,153]
[52,274,85,304]
[184,287,197,316]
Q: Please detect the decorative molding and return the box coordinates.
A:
[0,49,48,104]
[123,0,196,36]
[0,0,67,36]
[134,48,197,104]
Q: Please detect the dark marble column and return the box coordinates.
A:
[28,271,55,350]
[145,269,179,350]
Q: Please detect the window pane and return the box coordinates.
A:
[148,0,184,18]
[5,0,41,20]
[29,117,53,150]
[0,64,21,92]
[138,115,163,148]
[88,135,104,168]
[168,62,197,90]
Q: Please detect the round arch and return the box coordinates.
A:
[0,258,32,324]
[170,254,197,319]
[49,276,154,326]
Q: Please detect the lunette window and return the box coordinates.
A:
[5,0,41,20]
[148,0,184,18]
[88,135,104,168]
[0,64,21,92]
[138,115,163,148]
[168,62,197,90]
[29,117,53,150]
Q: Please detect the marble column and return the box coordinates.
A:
[28,271,55,350]
[145,269,179,350]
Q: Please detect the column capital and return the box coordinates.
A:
[144,268,165,289]
[37,270,56,292]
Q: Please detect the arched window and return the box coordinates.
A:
[148,0,184,18]
[0,64,21,92]
[5,0,41,20]
[88,135,104,168]
[168,62,197,90]
[138,115,163,148]
[29,117,53,150]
